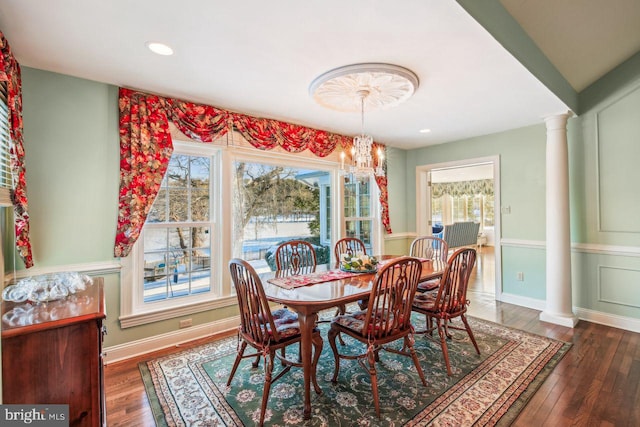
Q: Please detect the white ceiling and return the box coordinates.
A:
[0,0,636,150]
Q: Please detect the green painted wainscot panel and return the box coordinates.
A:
[384,237,412,257]
[572,252,640,320]
[501,245,546,300]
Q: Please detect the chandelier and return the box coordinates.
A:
[309,63,419,179]
[348,89,383,178]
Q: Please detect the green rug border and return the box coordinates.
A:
[140,361,170,427]
[138,316,572,426]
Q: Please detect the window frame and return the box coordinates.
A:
[120,141,229,328]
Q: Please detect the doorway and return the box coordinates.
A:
[415,155,501,298]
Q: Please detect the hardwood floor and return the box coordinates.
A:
[105,247,640,426]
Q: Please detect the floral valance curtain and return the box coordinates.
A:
[115,88,391,257]
[0,31,33,268]
[432,179,494,198]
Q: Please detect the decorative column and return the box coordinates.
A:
[540,112,578,327]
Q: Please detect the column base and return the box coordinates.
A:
[539,311,579,328]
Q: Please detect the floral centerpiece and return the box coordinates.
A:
[340,253,379,273]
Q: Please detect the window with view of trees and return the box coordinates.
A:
[232,161,331,273]
[143,153,214,303]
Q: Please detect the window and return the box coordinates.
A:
[231,159,332,273]
[120,141,222,327]
[121,141,382,326]
[344,178,376,254]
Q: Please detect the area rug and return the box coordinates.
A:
[140,315,570,426]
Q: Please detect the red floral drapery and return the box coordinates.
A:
[115,88,392,257]
[0,31,33,268]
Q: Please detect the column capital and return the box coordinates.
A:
[544,111,574,131]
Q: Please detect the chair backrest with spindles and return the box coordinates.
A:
[274,240,317,273]
[334,237,366,267]
[433,248,476,317]
[229,258,280,345]
[363,257,422,340]
[410,236,448,262]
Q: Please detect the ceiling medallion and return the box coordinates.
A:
[309,63,419,112]
[310,63,419,180]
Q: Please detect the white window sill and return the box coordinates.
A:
[119,295,237,328]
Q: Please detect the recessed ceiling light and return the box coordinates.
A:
[419,128,432,133]
[146,42,174,56]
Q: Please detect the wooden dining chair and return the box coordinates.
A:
[275,240,317,274]
[410,236,448,292]
[333,237,367,317]
[412,248,479,376]
[333,237,367,267]
[228,259,323,426]
[328,257,426,419]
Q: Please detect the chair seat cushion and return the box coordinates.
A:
[333,308,401,336]
[417,279,440,292]
[412,292,438,312]
[250,308,302,341]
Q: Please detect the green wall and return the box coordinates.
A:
[17,68,238,347]
[404,123,550,300]
[21,68,119,267]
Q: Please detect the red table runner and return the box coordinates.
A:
[267,269,370,290]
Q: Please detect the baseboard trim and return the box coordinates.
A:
[103,316,240,364]
[499,293,640,333]
[499,293,547,311]
[575,307,640,333]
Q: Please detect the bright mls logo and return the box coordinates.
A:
[0,405,68,426]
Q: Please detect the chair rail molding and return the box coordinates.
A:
[4,260,122,284]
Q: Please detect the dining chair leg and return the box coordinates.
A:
[227,341,247,386]
[367,347,381,419]
[311,332,324,394]
[405,335,427,386]
[252,354,260,368]
[461,314,481,354]
[436,319,453,376]
[259,351,276,426]
[332,305,347,346]
[328,325,342,383]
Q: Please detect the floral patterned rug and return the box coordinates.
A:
[140,315,570,426]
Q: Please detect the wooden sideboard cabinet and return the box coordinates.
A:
[2,278,106,427]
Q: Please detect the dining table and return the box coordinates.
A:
[261,254,447,420]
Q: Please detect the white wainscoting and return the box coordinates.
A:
[501,239,640,333]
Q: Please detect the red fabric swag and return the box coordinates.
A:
[115,88,392,258]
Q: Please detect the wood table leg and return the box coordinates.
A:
[297,311,319,420]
